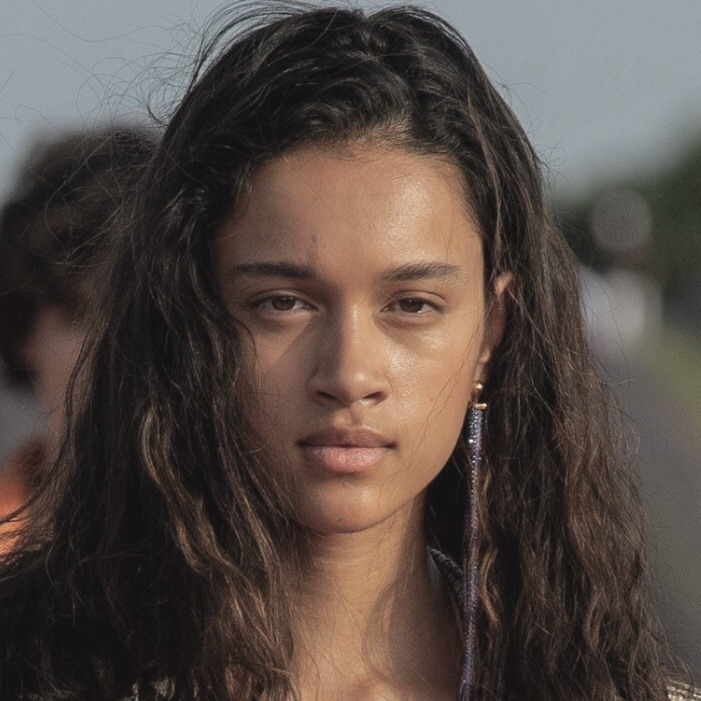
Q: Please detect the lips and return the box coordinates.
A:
[298,427,394,473]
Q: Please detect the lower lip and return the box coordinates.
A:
[300,445,391,473]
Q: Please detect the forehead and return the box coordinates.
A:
[216,143,483,276]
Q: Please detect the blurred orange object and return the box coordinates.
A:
[0,440,43,553]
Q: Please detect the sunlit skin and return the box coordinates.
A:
[214,143,508,700]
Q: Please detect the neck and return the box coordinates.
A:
[290,499,461,700]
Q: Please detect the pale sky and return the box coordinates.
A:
[1,0,700,198]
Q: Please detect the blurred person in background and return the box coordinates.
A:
[0,128,155,551]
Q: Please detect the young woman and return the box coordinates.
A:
[0,5,695,700]
[0,129,154,553]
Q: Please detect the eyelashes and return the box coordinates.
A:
[252,295,312,313]
[249,293,442,318]
[385,298,438,315]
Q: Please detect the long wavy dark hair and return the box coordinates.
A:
[0,4,678,700]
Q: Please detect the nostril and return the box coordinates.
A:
[316,389,338,402]
[312,383,389,407]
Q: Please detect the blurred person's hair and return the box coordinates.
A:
[0,128,155,388]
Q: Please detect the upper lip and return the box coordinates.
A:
[298,427,394,448]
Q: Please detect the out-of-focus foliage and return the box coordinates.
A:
[650,140,701,301]
[554,133,701,317]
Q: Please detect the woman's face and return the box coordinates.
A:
[214,143,506,535]
[20,304,87,458]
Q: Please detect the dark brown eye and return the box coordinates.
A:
[270,296,298,311]
[397,299,429,313]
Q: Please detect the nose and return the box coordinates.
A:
[308,309,390,408]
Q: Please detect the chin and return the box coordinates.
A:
[292,484,397,536]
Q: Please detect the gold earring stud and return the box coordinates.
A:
[472,381,487,409]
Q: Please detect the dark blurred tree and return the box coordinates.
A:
[554,199,600,269]
[644,139,701,301]
[553,132,701,316]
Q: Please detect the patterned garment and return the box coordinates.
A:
[669,682,701,701]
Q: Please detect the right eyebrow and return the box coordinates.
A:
[225,262,317,280]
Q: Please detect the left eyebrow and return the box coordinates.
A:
[381,262,465,282]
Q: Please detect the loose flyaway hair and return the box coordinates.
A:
[0,4,679,699]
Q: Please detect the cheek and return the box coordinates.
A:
[393,319,482,404]
[244,339,305,426]
[388,351,477,475]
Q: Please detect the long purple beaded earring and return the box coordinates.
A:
[459,381,486,701]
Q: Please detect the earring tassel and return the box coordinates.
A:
[459,396,486,701]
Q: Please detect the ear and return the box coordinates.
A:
[475,272,512,382]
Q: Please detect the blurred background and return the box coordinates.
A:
[1,0,699,676]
